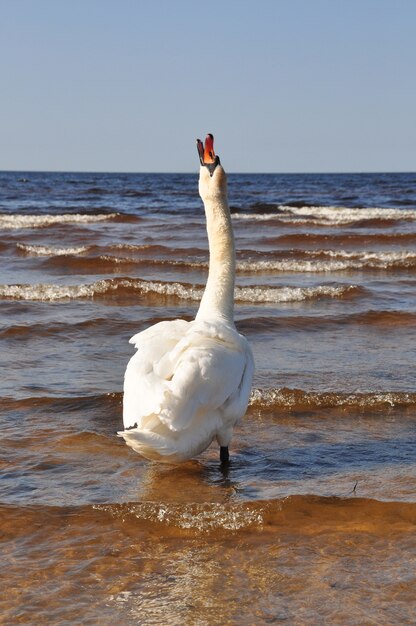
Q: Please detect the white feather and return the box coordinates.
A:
[120,319,254,462]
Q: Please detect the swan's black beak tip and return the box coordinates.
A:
[196,138,204,166]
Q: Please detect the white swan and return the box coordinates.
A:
[119,134,254,463]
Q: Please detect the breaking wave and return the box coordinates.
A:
[266,232,416,246]
[0,212,124,229]
[236,250,416,272]
[3,496,416,537]
[92,495,416,533]
[16,242,416,274]
[94,501,264,532]
[249,387,416,412]
[233,205,416,225]
[0,278,362,303]
[3,387,414,417]
[17,243,90,256]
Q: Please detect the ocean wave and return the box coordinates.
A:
[0,212,119,229]
[15,242,416,273]
[1,309,412,341]
[1,496,415,538]
[98,255,204,269]
[266,232,416,246]
[232,212,319,224]
[111,243,205,254]
[249,387,416,412]
[0,392,122,413]
[17,243,90,256]
[278,204,416,223]
[2,387,414,417]
[17,241,206,259]
[234,284,361,303]
[233,205,416,225]
[237,310,416,333]
[36,253,207,274]
[0,315,181,340]
[0,278,362,303]
[236,250,416,272]
[0,279,204,302]
[108,244,209,261]
[94,501,264,532]
[103,249,416,273]
[94,495,416,533]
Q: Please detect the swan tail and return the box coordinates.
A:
[117,427,213,464]
[117,428,182,463]
[118,410,220,464]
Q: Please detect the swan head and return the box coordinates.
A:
[197,134,227,201]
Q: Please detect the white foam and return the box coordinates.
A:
[0,213,118,229]
[134,280,205,299]
[68,248,416,273]
[278,205,416,223]
[325,250,416,261]
[99,255,206,269]
[237,250,416,272]
[16,243,89,256]
[94,502,264,532]
[233,212,286,221]
[98,255,134,264]
[233,205,416,225]
[0,282,105,300]
[234,284,357,303]
[249,387,416,409]
[0,279,203,302]
[0,278,359,303]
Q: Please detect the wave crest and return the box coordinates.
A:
[94,501,264,532]
[233,205,416,225]
[2,496,415,537]
[0,213,119,229]
[249,387,416,412]
[237,250,416,273]
[2,387,414,417]
[92,495,416,534]
[15,242,416,274]
[17,243,89,256]
[0,278,362,303]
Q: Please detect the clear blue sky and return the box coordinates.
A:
[1,0,415,172]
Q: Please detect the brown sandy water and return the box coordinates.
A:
[1,171,416,624]
[2,497,416,625]
[2,401,416,625]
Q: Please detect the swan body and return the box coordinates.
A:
[119,134,254,462]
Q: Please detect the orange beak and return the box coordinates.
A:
[203,134,216,163]
[196,133,220,175]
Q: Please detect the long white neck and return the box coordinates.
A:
[195,179,235,324]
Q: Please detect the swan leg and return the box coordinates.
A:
[220,446,230,463]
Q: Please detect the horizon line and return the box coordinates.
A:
[1,169,415,176]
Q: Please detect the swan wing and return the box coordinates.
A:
[123,320,253,436]
[123,319,191,429]
[222,335,255,422]
[128,318,189,353]
[154,321,251,432]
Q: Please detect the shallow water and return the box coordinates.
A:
[1,171,416,624]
